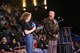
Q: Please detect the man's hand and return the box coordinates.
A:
[53,34,58,41]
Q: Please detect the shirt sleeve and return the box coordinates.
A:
[32,22,36,27]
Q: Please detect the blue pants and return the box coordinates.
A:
[24,34,33,53]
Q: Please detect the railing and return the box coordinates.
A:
[58,27,74,53]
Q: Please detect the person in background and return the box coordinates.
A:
[33,38,43,53]
[10,38,19,53]
[0,36,13,53]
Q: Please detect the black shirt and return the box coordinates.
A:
[0,42,12,52]
[22,21,36,35]
[22,21,33,31]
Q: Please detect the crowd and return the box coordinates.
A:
[0,12,48,53]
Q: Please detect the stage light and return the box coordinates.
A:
[22,0,26,7]
[35,8,38,10]
[23,8,26,11]
[44,0,47,5]
[33,0,37,6]
[45,6,47,9]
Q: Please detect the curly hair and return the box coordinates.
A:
[20,12,31,22]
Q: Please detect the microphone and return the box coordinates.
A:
[58,16,60,19]
[58,16,64,20]
[58,16,64,23]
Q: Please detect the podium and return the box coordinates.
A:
[58,27,74,53]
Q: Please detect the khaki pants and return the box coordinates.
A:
[48,40,57,53]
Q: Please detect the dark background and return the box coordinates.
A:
[47,0,80,35]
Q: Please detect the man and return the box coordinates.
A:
[43,11,59,53]
[0,36,13,53]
